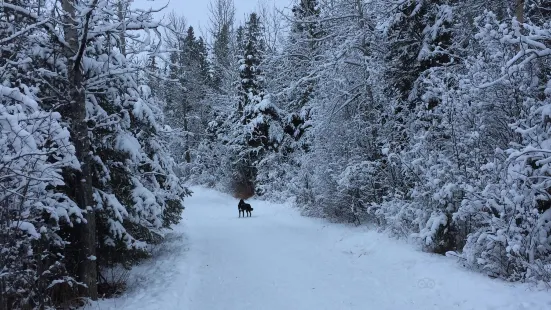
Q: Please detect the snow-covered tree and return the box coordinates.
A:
[0,0,188,307]
[165,21,212,166]
[0,85,81,308]
[207,12,282,196]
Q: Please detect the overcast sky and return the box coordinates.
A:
[133,0,290,38]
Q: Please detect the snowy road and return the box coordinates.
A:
[90,187,551,310]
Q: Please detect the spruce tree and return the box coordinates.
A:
[220,13,283,195]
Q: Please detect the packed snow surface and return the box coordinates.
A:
[88,187,551,310]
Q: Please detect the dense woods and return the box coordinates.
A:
[1,0,551,308]
[194,0,551,285]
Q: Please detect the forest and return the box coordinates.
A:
[1,0,551,308]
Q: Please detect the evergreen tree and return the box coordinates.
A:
[212,23,233,90]
[238,13,265,110]
[0,1,188,307]
[164,19,213,167]
[218,13,283,196]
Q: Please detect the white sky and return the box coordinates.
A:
[133,0,291,39]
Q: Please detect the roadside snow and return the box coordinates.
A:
[87,187,551,310]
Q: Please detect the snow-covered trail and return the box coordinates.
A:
[89,187,551,310]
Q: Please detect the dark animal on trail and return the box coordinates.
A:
[238,199,253,217]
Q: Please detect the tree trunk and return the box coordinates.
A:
[516,0,524,24]
[117,0,127,56]
[183,100,191,163]
[0,278,6,310]
[61,0,98,300]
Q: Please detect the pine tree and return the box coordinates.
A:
[212,23,233,90]
[164,19,213,166]
[280,0,322,143]
[208,0,236,92]
[215,13,282,196]
[291,0,322,48]
[238,14,265,110]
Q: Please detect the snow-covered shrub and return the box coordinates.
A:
[456,12,551,282]
[0,85,82,308]
[334,161,382,225]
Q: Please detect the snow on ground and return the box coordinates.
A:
[87,187,551,310]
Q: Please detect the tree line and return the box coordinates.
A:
[190,0,551,286]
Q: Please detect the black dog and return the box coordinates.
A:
[238,199,253,217]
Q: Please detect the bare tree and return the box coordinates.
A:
[258,0,287,53]
[208,0,236,39]
[515,0,524,23]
